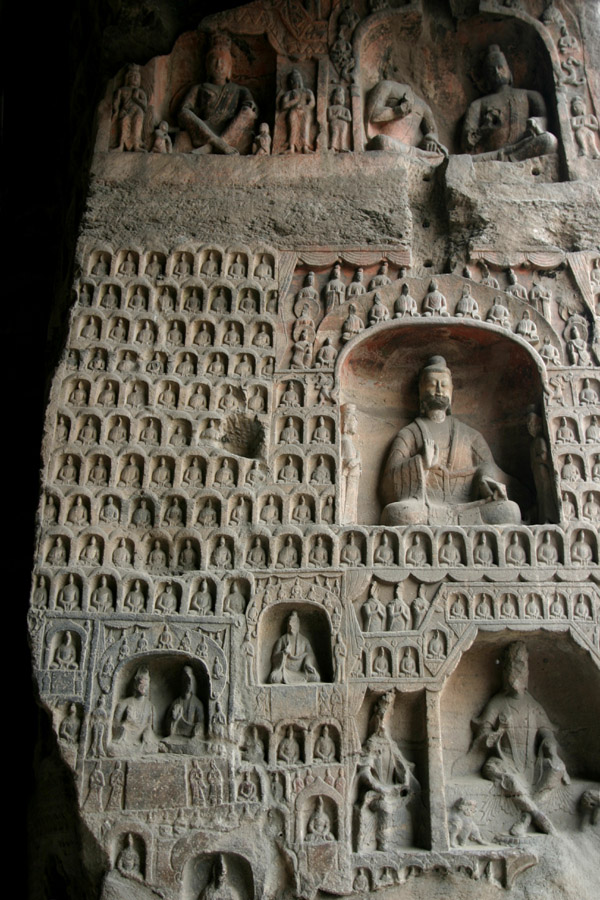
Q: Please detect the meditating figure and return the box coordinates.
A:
[380,356,521,526]
[268,611,320,684]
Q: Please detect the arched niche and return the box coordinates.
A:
[180,851,254,900]
[110,654,210,745]
[355,7,559,158]
[339,320,544,525]
[258,602,333,685]
[442,631,600,834]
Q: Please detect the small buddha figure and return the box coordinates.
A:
[405,533,428,566]
[380,357,521,526]
[152,457,172,487]
[229,497,249,526]
[52,632,78,669]
[580,378,599,405]
[252,324,271,348]
[369,261,392,291]
[190,579,213,614]
[277,536,299,568]
[68,496,88,527]
[574,594,591,619]
[179,540,198,570]
[108,417,128,444]
[277,725,301,763]
[188,385,207,411]
[455,285,480,319]
[269,612,320,684]
[145,253,163,278]
[81,317,99,340]
[571,531,592,566]
[169,426,187,449]
[305,797,335,842]
[56,416,70,443]
[557,417,576,442]
[219,385,240,412]
[247,538,267,568]
[369,292,389,326]
[506,532,527,566]
[101,285,120,309]
[315,338,337,368]
[292,495,312,524]
[92,254,109,276]
[486,295,511,328]
[246,460,266,487]
[394,283,419,318]
[212,536,233,568]
[117,350,136,372]
[311,456,331,485]
[583,492,600,520]
[373,534,394,565]
[280,417,300,444]
[197,498,217,527]
[147,540,166,569]
[461,45,557,161]
[177,354,195,377]
[439,533,462,566]
[340,533,362,566]
[422,280,448,317]
[341,304,364,342]
[91,575,114,611]
[58,455,78,483]
[178,32,257,155]
[260,495,280,526]
[561,453,580,483]
[473,533,494,566]
[515,309,539,344]
[80,535,101,566]
[223,580,246,614]
[69,382,88,405]
[57,574,80,611]
[112,64,147,152]
[400,647,418,676]
[132,499,152,527]
[280,456,299,483]
[125,580,146,612]
[308,536,329,567]
[214,458,235,487]
[111,666,156,752]
[586,416,600,443]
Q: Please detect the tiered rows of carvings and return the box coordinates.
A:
[29,237,600,899]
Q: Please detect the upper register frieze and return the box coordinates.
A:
[95,0,599,183]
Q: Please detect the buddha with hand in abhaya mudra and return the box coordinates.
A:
[380,356,521,527]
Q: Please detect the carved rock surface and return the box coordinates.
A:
[28,1,600,899]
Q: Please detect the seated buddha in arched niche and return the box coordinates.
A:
[380,356,522,527]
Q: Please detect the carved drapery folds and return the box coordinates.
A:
[30,1,600,898]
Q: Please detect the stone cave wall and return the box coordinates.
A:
[27,1,600,899]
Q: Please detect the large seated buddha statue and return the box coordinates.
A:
[461,44,557,161]
[380,356,521,526]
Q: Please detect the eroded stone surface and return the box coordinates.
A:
[29,1,600,898]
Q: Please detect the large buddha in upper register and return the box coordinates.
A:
[380,356,521,526]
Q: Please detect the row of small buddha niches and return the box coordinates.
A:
[29,1,600,899]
